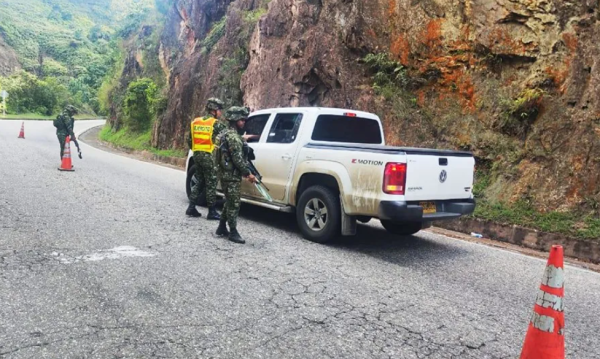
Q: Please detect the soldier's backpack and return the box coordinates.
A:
[214,131,232,172]
[53,115,63,129]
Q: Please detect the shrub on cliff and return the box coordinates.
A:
[123,78,158,131]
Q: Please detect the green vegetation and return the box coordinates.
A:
[95,3,168,155]
[212,4,270,107]
[507,88,545,118]
[498,88,545,136]
[472,170,600,240]
[363,53,409,99]
[362,52,436,144]
[474,200,600,241]
[99,125,186,158]
[243,8,267,23]
[0,113,98,120]
[0,0,154,116]
[123,78,159,131]
[0,71,69,115]
[201,17,227,54]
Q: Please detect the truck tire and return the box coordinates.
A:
[296,185,341,243]
[357,216,372,224]
[380,220,422,236]
[186,164,207,207]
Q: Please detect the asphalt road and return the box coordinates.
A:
[1,120,599,358]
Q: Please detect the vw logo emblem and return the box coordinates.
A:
[439,170,447,183]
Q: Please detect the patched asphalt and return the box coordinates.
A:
[1,120,599,358]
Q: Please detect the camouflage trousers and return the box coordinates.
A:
[221,180,241,230]
[57,133,67,160]
[190,151,218,207]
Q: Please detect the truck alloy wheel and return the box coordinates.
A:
[296,185,341,243]
[304,198,328,232]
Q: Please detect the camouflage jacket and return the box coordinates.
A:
[54,112,74,136]
[187,114,227,150]
[216,127,251,182]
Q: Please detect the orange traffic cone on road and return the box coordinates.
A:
[58,136,75,172]
[18,121,25,139]
[520,245,565,359]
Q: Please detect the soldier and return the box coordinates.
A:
[54,105,77,160]
[214,106,258,244]
[186,98,227,219]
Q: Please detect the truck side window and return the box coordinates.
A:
[244,114,270,142]
[267,113,303,144]
[311,115,383,144]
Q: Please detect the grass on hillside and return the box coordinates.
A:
[472,171,600,241]
[99,125,186,158]
[0,113,101,120]
[473,200,600,241]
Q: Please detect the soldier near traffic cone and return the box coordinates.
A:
[58,135,75,172]
[53,105,78,160]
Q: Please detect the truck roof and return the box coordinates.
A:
[249,107,380,120]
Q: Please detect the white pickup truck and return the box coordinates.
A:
[186,107,476,243]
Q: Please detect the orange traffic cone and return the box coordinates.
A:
[58,136,75,172]
[18,121,25,139]
[520,245,565,359]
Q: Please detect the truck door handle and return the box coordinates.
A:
[282,154,292,160]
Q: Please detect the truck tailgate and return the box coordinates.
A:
[403,152,474,201]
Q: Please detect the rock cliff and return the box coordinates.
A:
[116,0,600,213]
[0,36,20,76]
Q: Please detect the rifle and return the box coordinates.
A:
[248,160,273,202]
[70,134,83,159]
[244,144,273,202]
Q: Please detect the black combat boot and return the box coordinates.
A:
[185,203,202,217]
[215,219,229,237]
[207,206,221,220]
[228,228,245,244]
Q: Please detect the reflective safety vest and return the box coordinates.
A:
[191,117,217,153]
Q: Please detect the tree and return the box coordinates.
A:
[123,78,158,131]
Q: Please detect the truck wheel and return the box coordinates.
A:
[380,220,422,236]
[186,164,207,207]
[296,186,341,243]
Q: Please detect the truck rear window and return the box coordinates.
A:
[311,115,382,144]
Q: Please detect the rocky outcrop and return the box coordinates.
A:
[0,36,20,76]
[117,0,600,213]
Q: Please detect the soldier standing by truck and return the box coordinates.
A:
[186,98,227,219]
[214,106,257,244]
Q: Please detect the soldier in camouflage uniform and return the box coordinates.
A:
[214,106,257,244]
[186,98,228,219]
[54,105,77,160]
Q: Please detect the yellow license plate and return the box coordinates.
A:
[420,201,437,214]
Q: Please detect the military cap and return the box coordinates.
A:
[64,105,78,115]
[205,98,224,112]
[225,106,250,122]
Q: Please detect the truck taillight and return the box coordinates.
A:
[383,162,407,195]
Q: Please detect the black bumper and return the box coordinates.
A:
[378,199,476,222]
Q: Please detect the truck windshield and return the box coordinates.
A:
[311,115,382,144]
